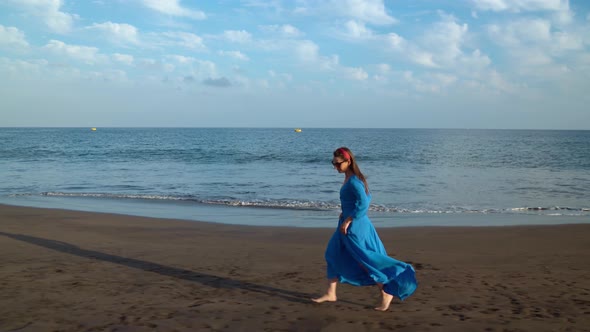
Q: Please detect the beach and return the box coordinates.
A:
[1,204,589,331]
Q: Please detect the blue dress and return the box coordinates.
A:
[324,175,417,300]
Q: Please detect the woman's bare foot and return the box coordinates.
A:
[311,294,337,303]
[374,291,393,311]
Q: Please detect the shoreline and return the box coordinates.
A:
[1,204,590,331]
[2,195,588,229]
[2,202,589,229]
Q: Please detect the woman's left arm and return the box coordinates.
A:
[340,180,369,235]
[349,178,370,221]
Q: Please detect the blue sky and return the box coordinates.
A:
[1,0,589,129]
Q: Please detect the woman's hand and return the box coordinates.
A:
[340,217,352,235]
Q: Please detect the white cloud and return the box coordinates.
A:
[295,40,320,62]
[421,16,469,66]
[472,0,568,12]
[0,57,47,78]
[86,69,129,83]
[241,0,284,12]
[402,68,511,96]
[488,18,584,68]
[525,63,572,80]
[553,31,584,51]
[411,52,438,68]
[575,52,590,68]
[259,24,303,38]
[6,0,75,33]
[193,60,217,78]
[0,57,135,84]
[138,58,175,72]
[43,40,106,64]
[386,32,434,67]
[343,20,374,40]
[344,67,369,80]
[218,51,249,61]
[372,64,391,82]
[166,54,201,65]
[155,31,206,50]
[413,15,492,72]
[281,25,302,37]
[460,49,492,69]
[142,0,206,20]
[472,0,574,26]
[268,70,292,81]
[384,17,469,68]
[293,6,308,15]
[0,56,119,83]
[399,71,459,94]
[488,19,551,46]
[295,40,339,70]
[553,8,574,25]
[165,55,218,78]
[402,71,440,93]
[166,55,196,64]
[0,25,29,50]
[222,30,252,43]
[432,73,458,86]
[265,70,292,88]
[87,22,139,45]
[386,33,405,50]
[514,49,554,65]
[330,0,397,25]
[376,63,391,73]
[112,53,134,65]
[292,40,371,82]
[487,69,519,93]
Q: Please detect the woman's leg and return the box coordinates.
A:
[311,278,338,303]
[374,282,394,311]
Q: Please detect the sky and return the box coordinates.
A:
[1,0,589,129]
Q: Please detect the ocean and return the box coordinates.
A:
[0,128,588,227]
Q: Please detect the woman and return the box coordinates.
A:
[312,147,417,311]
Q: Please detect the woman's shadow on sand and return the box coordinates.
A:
[0,231,364,307]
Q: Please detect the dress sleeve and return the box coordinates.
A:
[349,177,370,220]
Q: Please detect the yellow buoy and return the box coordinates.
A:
[294,128,302,133]
[91,128,97,131]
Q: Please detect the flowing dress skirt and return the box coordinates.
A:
[325,215,417,300]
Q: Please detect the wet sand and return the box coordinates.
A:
[1,204,589,331]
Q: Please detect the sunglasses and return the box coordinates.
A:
[332,160,348,167]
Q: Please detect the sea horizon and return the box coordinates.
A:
[2,126,589,131]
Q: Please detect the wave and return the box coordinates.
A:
[509,207,590,211]
[23,192,590,216]
[38,192,339,211]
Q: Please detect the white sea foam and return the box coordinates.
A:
[29,192,590,216]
